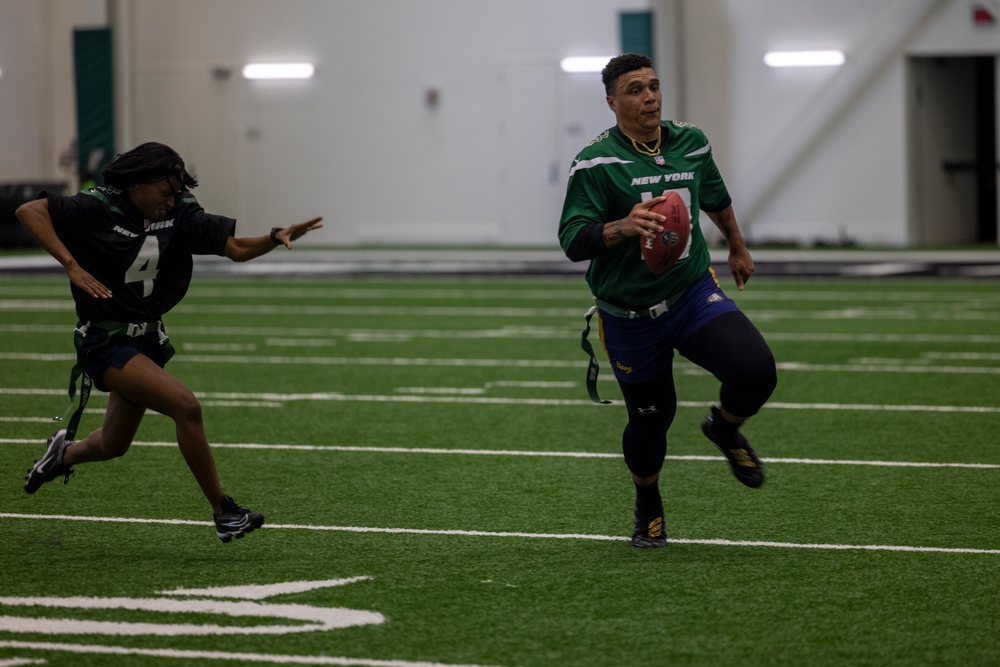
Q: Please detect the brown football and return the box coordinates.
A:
[640,191,691,273]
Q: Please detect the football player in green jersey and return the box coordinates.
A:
[558,54,777,548]
[17,142,323,542]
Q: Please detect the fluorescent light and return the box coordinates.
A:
[560,56,614,73]
[764,51,845,68]
[242,63,315,80]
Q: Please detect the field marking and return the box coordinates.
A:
[3,352,1000,377]
[0,301,582,318]
[5,323,1000,345]
[1,388,998,413]
[765,332,1000,344]
[0,323,581,340]
[171,286,1000,303]
[394,381,577,395]
[163,577,373,600]
[748,308,1000,323]
[189,286,589,302]
[4,439,996,469]
[10,278,1000,300]
[0,597,383,637]
[7,285,1000,303]
[1,513,998,555]
[0,417,57,424]
[180,343,257,352]
[3,300,999,322]
[925,351,1000,361]
[0,658,45,667]
[0,641,504,667]
[0,579,383,637]
[750,401,1000,413]
[777,362,1000,375]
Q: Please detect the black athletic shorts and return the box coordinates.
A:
[78,323,170,392]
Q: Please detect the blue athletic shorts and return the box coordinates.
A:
[79,323,170,392]
[598,269,742,384]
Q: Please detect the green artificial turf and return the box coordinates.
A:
[1,274,999,666]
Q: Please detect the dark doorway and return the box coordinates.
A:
[908,56,998,246]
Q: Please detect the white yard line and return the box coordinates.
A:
[1,387,998,413]
[2,300,999,321]
[0,641,505,667]
[4,324,1000,345]
[2,352,999,377]
[7,284,1000,303]
[0,513,997,555]
[2,439,998,469]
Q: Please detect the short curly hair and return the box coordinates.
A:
[101,142,199,190]
[601,53,654,95]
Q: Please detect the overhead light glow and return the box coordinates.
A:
[242,63,315,80]
[764,51,845,68]
[560,56,614,73]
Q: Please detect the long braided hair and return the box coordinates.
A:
[101,142,199,190]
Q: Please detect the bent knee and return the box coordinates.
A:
[731,352,777,396]
[168,389,204,424]
[758,352,778,395]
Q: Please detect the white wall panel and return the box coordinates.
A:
[123,0,644,244]
[4,0,998,246]
[0,0,105,184]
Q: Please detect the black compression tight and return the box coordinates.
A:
[619,311,777,478]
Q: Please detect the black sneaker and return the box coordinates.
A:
[631,512,667,548]
[214,495,265,543]
[24,429,74,494]
[701,406,765,488]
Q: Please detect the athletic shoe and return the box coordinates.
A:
[24,429,74,494]
[214,495,265,543]
[701,406,765,488]
[631,512,667,548]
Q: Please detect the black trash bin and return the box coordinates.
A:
[0,182,68,249]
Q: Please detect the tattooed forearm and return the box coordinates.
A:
[603,219,627,248]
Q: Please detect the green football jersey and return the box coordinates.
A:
[558,120,730,307]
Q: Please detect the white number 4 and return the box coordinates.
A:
[125,235,160,297]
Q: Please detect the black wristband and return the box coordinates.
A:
[269,227,283,245]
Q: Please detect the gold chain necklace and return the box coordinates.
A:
[624,126,662,157]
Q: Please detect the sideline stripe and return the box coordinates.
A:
[1,513,998,555]
[0,641,504,667]
[2,439,998,469]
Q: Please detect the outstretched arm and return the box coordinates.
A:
[15,199,112,298]
[704,204,754,290]
[224,216,324,262]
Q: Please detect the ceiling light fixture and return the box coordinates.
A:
[560,57,614,73]
[242,63,315,80]
[764,51,845,68]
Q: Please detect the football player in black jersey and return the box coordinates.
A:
[16,142,323,542]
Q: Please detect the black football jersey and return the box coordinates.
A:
[45,187,236,322]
